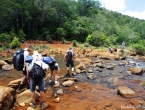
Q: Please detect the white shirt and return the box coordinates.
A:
[24,48,29,58]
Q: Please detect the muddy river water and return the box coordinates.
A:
[1,54,145,109]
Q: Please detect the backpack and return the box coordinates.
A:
[29,63,45,80]
[13,49,25,71]
[43,57,56,66]
[66,50,73,60]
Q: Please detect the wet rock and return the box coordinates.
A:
[16,90,40,104]
[120,56,126,60]
[74,86,82,92]
[96,63,105,68]
[129,67,143,75]
[81,70,86,73]
[114,55,120,60]
[8,79,21,88]
[108,77,119,83]
[64,78,78,82]
[88,69,93,73]
[54,97,60,103]
[75,62,86,70]
[93,59,102,63]
[19,102,25,106]
[106,65,115,69]
[0,86,16,110]
[126,71,132,76]
[56,89,63,95]
[0,60,7,66]
[129,52,137,56]
[130,98,140,106]
[62,80,75,87]
[117,86,135,96]
[2,64,14,70]
[87,74,94,79]
[4,57,13,63]
[76,69,81,74]
[118,63,126,66]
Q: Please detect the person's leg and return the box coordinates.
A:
[30,79,36,108]
[18,68,27,90]
[38,79,45,107]
[54,65,60,84]
[71,60,74,75]
[40,91,44,103]
[49,66,54,83]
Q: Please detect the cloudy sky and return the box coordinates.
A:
[98,0,145,20]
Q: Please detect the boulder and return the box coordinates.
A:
[117,86,135,96]
[16,90,40,104]
[0,60,7,66]
[129,67,143,75]
[8,79,21,88]
[62,80,75,87]
[0,86,15,110]
[2,64,14,71]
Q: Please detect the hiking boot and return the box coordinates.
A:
[49,81,55,86]
[40,102,44,108]
[31,103,36,108]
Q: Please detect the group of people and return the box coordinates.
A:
[16,44,76,108]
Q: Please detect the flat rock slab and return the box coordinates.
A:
[2,64,14,70]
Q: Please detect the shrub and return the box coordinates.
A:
[46,35,52,43]
[61,37,68,44]
[72,40,78,47]
[132,43,145,55]
[0,48,3,52]
[18,29,26,41]
[0,33,11,43]
[10,37,21,49]
[84,42,90,47]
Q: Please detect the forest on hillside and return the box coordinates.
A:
[0,0,145,54]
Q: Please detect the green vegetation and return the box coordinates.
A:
[0,0,145,52]
[10,37,21,49]
[72,40,78,47]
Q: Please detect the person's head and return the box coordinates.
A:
[36,53,42,61]
[25,44,32,51]
[32,51,39,58]
[69,47,72,50]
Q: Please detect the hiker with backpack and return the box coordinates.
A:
[14,44,32,93]
[46,57,60,85]
[28,53,49,108]
[64,47,76,77]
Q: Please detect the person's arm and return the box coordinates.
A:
[64,54,66,61]
[24,51,29,80]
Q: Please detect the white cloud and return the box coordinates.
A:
[101,0,126,12]
[99,0,145,20]
[123,10,145,20]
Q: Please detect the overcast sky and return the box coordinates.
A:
[98,0,145,20]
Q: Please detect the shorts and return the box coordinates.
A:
[49,63,59,71]
[66,60,74,67]
[30,78,45,92]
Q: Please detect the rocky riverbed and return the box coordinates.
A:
[0,44,145,110]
